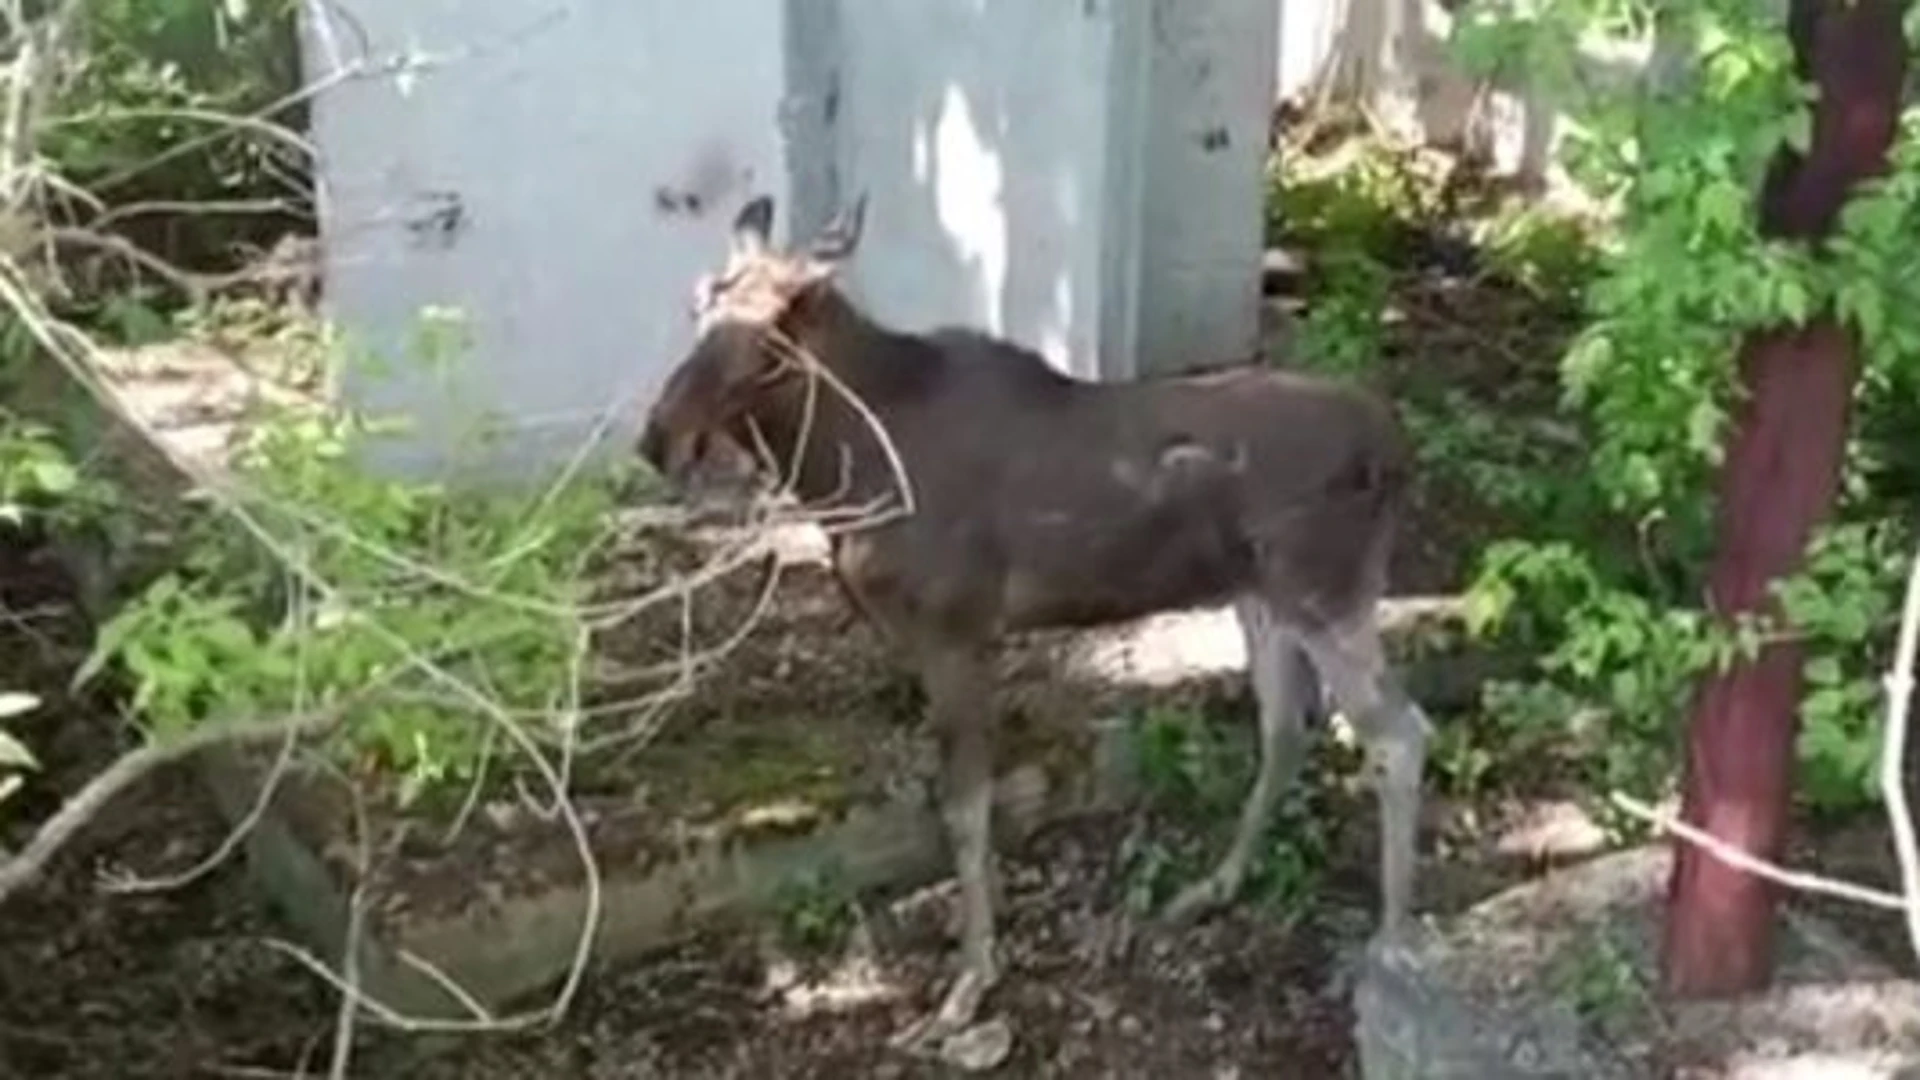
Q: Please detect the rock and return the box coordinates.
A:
[1352,846,1920,1080]
[1491,799,1607,862]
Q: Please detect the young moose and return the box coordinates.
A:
[639,195,1430,1050]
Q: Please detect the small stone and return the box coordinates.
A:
[939,1018,1013,1073]
[1494,799,1607,861]
[481,801,518,830]
[1120,1014,1143,1036]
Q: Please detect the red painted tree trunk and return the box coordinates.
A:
[1661,0,1907,998]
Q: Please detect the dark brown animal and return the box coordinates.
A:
[639,195,1430,1051]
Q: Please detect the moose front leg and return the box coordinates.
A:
[891,637,1001,1053]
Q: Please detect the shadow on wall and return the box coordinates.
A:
[835,0,1101,378]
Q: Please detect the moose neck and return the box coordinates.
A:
[742,289,927,508]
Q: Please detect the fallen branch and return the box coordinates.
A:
[0,704,344,904]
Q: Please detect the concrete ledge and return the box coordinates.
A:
[201,745,1080,1022]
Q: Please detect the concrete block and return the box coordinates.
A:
[1354,846,1920,1080]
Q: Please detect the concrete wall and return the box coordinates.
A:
[824,0,1276,382]
[830,0,1145,382]
[304,1,795,479]
[304,1,1274,477]
[1136,0,1277,374]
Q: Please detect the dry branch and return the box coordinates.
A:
[0,703,344,904]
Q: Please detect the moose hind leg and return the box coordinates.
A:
[1302,616,1428,941]
[1164,597,1313,924]
[891,638,1001,1052]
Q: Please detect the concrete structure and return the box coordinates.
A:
[302,0,1276,480]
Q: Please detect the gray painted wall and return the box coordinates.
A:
[304,1,794,479]
[831,0,1144,382]
[303,1,1272,478]
[1137,0,1277,375]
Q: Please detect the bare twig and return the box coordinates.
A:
[1878,539,1920,964]
[0,705,345,904]
[97,710,302,895]
[1611,791,1907,912]
[91,197,309,229]
[327,779,374,1080]
[394,947,497,1025]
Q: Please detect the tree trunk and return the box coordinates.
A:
[1662,0,1907,999]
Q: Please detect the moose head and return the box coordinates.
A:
[636,193,867,496]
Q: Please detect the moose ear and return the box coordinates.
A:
[808,193,867,263]
[731,195,774,255]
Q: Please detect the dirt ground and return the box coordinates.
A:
[0,533,1371,1079]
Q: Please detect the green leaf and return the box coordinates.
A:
[1776,275,1811,326]
[0,692,38,720]
[1779,110,1812,156]
[1695,179,1748,235]
[26,455,78,496]
[0,729,36,771]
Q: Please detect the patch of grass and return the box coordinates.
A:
[1120,704,1334,925]
[770,861,857,956]
[1549,927,1653,1040]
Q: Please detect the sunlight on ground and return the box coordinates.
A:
[766,951,905,1018]
[736,798,824,832]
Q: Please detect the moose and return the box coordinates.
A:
[638,194,1430,1052]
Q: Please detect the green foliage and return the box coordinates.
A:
[1775,522,1912,814]
[48,0,298,194]
[770,862,857,955]
[1478,207,1603,302]
[1293,248,1392,380]
[1551,928,1650,1034]
[1420,0,1920,819]
[1,410,91,526]
[1120,705,1330,921]
[74,316,630,808]
[1266,147,1431,256]
[1263,0,1917,822]
[1,400,112,803]
[33,0,305,332]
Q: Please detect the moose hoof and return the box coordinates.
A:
[891,963,999,1056]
